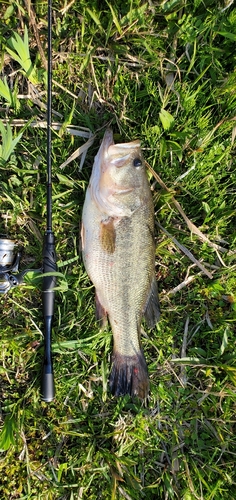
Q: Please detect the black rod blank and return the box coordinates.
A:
[46,0,52,231]
[41,0,57,402]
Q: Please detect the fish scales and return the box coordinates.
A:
[81,129,160,399]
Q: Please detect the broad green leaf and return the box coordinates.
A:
[108,4,122,35]
[202,201,211,214]
[57,173,75,188]
[5,46,23,66]
[57,463,68,482]
[161,0,185,13]
[52,189,73,200]
[34,271,66,279]
[159,108,175,131]
[0,121,22,161]
[159,137,167,161]
[78,46,94,74]
[0,77,13,106]
[6,26,39,84]
[166,140,183,161]
[0,416,17,452]
[3,4,14,19]
[219,326,229,356]
[217,31,236,42]
[86,8,104,33]
[120,3,148,26]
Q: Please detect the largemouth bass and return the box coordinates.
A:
[81,129,160,399]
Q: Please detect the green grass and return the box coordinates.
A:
[1,0,236,498]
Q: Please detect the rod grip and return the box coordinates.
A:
[42,232,57,295]
[41,231,57,402]
[41,370,55,402]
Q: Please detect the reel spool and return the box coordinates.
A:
[0,237,33,294]
[0,238,17,266]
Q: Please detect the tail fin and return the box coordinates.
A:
[109,351,149,400]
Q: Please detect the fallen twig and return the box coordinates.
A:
[24,0,47,70]
[2,119,92,137]
[147,162,228,254]
[59,135,95,170]
[166,272,202,295]
[156,221,213,279]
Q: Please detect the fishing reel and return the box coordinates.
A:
[0,237,36,295]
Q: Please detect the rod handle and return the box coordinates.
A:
[41,232,57,402]
[41,371,55,402]
[41,314,55,401]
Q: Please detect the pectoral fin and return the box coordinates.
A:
[100,217,116,254]
[143,276,160,328]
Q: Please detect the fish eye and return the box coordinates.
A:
[133,157,142,167]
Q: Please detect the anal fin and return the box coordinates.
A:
[143,276,160,328]
[95,292,108,328]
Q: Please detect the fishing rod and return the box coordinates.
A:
[41,0,57,402]
[0,0,56,402]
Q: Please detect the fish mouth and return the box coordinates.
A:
[100,129,141,165]
[101,129,114,150]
